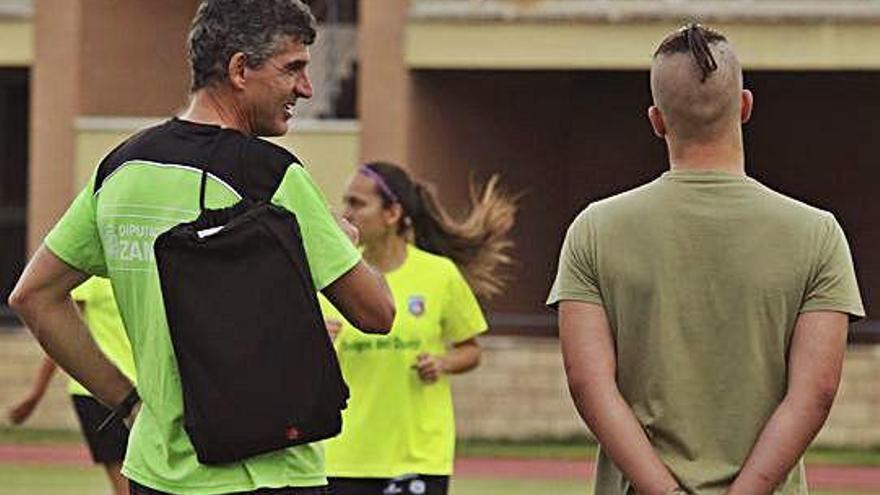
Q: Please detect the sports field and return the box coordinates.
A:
[2,432,880,495]
[0,463,874,495]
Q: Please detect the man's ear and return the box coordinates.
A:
[648,105,666,138]
[227,52,248,90]
[741,89,754,124]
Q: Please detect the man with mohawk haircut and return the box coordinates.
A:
[548,25,863,494]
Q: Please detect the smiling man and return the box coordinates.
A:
[9,1,394,494]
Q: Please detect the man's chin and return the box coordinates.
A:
[255,122,290,137]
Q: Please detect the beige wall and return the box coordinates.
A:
[0,17,32,66]
[269,120,361,209]
[406,21,880,70]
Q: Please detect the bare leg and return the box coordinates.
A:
[102,461,130,495]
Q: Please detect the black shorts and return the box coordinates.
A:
[71,395,129,464]
[328,475,449,495]
[129,480,330,495]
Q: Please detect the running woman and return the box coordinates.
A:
[321,161,518,495]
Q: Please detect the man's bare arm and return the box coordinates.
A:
[727,311,848,495]
[8,246,133,408]
[559,300,680,495]
[322,261,395,334]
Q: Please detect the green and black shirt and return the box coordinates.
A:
[46,118,360,494]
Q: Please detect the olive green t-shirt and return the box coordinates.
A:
[44,119,361,495]
[548,170,864,494]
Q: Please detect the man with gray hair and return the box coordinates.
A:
[9,1,394,494]
[548,25,863,494]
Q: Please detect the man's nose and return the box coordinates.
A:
[297,73,313,99]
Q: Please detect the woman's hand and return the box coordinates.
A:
[8,395,41,425]
[414,353,445,384]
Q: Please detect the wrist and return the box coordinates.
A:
[437,356,450,374]
[98,388,140,433]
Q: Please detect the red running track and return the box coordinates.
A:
[2,444,880,491]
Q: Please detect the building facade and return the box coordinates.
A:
[0,0,877,445]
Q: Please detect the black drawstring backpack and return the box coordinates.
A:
[154,167,349,465]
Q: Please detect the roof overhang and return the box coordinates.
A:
[406,1,880,70]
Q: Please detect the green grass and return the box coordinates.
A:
[0,463,107,495]
[6,428,880,467]
[0,426,84,445]
[459,436,880,467]
[806,445,880,467]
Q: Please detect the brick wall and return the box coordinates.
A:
[818,345,880,446]
[452,336,583,440]
[1,331,79,430]
[2,331,878,447]
[451,335,880,447]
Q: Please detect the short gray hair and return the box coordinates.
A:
[187,0,317,92]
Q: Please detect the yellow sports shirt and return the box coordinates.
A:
[67,276,137,396]
[322,244,487,477]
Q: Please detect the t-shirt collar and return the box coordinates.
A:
[661,169,751,183]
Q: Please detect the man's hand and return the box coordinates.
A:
[326,319,343,341]
[414,352,445,384]
[8,396,40,425]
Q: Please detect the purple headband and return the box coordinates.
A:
[358,166,400,204]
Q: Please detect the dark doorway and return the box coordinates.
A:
[0,68,29,324]
[409,69,878,336]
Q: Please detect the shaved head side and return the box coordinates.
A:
[650,26,743,142]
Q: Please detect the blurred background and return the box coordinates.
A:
[0,1,877,493]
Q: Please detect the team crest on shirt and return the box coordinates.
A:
[407,295,426,316]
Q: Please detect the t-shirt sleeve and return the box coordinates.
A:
[44,182,108,277]
[800,215,865,320]
[546,208,602,309]
[270,165,360,290]
[440,262,487,344]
